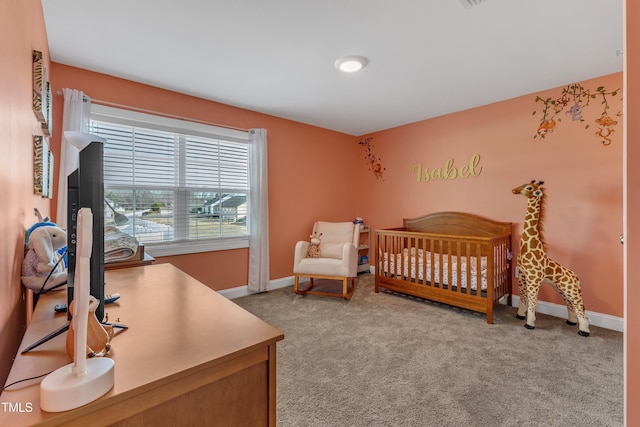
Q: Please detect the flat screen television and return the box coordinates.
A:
[66,138,105,322]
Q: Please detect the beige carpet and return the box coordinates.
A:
[234,273,623,427]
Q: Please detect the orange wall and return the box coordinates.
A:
[0,0,52,387]
[49,64,367,291]
[362,73,624,318]
[625,1,639,424]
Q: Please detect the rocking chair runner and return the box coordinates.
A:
[293,221,359,299]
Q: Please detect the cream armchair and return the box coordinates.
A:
[293,221,359,299]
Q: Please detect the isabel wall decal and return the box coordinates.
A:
[532,83,622,145]
[413,154,483,183]
[359,137,386,180]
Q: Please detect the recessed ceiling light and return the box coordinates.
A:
[335,56,368,73]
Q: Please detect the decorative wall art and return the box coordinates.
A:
[413,153,483,183]
[33,136,45,196]
[32,50,52,136]
[42,82,52,137]
[532,83,622,146]
[33,136,53,198]
[47,148,54,198]
[359,137,386,180]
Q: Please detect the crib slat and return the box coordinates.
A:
[475,242,482,298]
[455,241,461,294]
[464,242,471,295]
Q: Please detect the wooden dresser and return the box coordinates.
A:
[0,264,283,426]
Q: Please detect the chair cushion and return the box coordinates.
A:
[315,221,354,244]
[319,242,344,260]
[294,257,351,277]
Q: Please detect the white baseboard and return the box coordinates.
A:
[218,276,294,300]
[510,295,623,332]
[219,276,623,332]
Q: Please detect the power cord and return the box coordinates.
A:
[0,371,53,392]
[35,249,68,296]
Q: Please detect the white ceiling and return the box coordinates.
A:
[41,0,623,136]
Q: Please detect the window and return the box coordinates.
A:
[90,105,250,257]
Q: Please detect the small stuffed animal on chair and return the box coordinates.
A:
[306,232,323,258]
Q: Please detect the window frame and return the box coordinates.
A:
[91,104,251,257]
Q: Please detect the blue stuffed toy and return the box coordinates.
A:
[21,209,67,293]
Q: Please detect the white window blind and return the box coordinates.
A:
[90,105,250,257]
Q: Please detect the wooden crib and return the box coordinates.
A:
[375,212,513,323]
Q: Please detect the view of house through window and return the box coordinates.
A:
[90,105,250,256]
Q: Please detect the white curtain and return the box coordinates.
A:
[55,89,91,229]
[248,128,269,292]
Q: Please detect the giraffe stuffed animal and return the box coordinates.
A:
[512,180,590,337]
[306,232,323,258]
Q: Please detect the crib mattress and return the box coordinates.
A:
[380,248,488,291]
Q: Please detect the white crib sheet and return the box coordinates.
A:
[380,248,488,291]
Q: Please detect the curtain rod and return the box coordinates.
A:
[56,91,249,132]
[92,99,250,133]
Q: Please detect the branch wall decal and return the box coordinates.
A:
[532,83,622,146]
[359,137,386,180]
